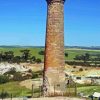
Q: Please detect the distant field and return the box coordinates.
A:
[65,48,100,60]
[0,47,100,61]
[0,47,44,61]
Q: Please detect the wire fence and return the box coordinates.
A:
[0,83,77,100]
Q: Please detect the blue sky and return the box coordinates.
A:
[0,0,100,46]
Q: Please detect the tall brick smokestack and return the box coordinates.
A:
[43,0,66,96]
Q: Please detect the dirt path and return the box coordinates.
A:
[0,97,86,100]
[20,79,42,89]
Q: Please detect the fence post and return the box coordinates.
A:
[75,83,77,96]
[39,86,41,97]
[32,84,34,97]
[11,93,12,100]
[68,80,70,97]
[54,84,55,96]
[1,89,4,100]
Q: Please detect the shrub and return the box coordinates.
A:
[13,72,23,81]
[0,75,9,84]
[35,58,42,63]
[65,53,68,57]
[73,66,76,68]
[5,68,16,75]
[79,68,83,71]
[38,51,45,55]
[13,56,21,64]
[31,56,36,61]
[0,91,9,98]
[32,73,39,79]
[13,72,32,81]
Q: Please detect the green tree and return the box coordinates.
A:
[13,56,21,64]
[3,51,14,62]
[65,52,68,57]
[74,53,90,63]
[74,55,82,60]
[85,53,90,61]
[38,50,45,55]
[31,56,36,61]
[20,49,30,62]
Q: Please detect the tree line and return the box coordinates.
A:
[1,49,100,67]
[67,53,100,67]
[0,49,42,64]
[0,49,69,64]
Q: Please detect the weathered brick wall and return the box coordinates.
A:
[46,0,65,4]
[44,0,65,70]
[43,0,66,96]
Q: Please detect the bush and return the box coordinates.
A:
[79,68,83,71]
[5,68,16,75]
[38,51,45,55]
[0,75,9,84]
[73,66,76,68]
[31,56,36,61]
[13,72,23,81]
[35,58,42,63]
[0,91,9,98]
[13,72,32,81]
[65,53,68,57]
[13,56,21,63]
[32,72,39,79]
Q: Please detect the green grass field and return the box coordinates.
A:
[78,85,100,96]
[0,81,99,98]
[0,47,99,98]
[64,85,100,100]
[0,82,31,97]
[0,47,100,61]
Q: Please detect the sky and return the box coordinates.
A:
[0,0,100,46]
